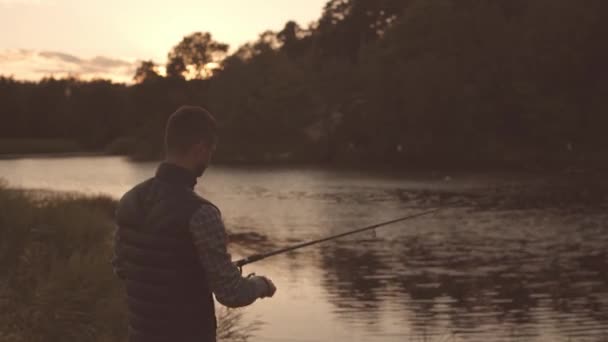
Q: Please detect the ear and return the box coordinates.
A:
[196,142,207,153]
[195,141,212,156]
[184,141,202,157]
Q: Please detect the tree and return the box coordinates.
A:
[221,31,281,68]
[315,0,407,61]
[277,21,312,59]
[167,32,229,79]
[166,56,187,80]
[133,60,160,83]
[250,30,281,56]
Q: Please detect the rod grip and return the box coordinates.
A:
[234,253,264,268]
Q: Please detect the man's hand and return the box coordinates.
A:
[251,276,276,298]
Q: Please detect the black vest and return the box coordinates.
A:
[115,163,216,342]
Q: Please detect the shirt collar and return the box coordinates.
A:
[155,162,197,189]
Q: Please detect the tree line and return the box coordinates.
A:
[1,0,606,168]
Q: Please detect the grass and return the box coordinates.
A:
[0,180,254,342]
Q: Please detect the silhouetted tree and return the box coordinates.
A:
[315,0,407,61]
[1,0,607,167]
[277,21,311,59]
[133,60,161,83]
[167,32,229,79]
[166,56,187,80]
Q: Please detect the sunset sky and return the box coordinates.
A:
[0,0,327,83]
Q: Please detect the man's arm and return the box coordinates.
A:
[189,205,275,308]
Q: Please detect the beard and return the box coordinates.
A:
[193,161,208,177]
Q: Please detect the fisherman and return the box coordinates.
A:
[112,106,276,342]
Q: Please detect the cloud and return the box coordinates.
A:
[39,51,82,64]
[90,56,132,68]
[0,49,138,83]
[0,49,32,62]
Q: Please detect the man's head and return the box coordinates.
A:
[165,105,217,177]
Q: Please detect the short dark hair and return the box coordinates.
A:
[165,106,217,156]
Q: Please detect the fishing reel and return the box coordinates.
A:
[234,253,262,275]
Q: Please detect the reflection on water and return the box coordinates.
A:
[1,156,607,342]
[319,210,608,341]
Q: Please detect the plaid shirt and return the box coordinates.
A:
[188,204,260,308]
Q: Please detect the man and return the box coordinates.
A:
[113,106,276,342]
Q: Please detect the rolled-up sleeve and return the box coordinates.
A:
[189,205,261,308]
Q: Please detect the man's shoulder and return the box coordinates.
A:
[115,178,155,222]
[188,192,221,220]
[117,177,220,219]
[192,192,218,209]
[118,178,155,203]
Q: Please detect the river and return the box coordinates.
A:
[1,156,606,342]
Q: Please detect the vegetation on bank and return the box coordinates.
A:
[0,0,606,167]
[0,183,124,342]
[0,182,253,342]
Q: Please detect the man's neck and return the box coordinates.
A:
[157,161,199,189]
[165,158,195,174]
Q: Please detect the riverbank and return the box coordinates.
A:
[0,183,124,342]
[0,151,105,160]
[0,183,254,342]
[2,140,607,175]
[0,139,87,156]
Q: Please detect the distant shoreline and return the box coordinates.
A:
[0,151,106,160]
[2,151,606,176]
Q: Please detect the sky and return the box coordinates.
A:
[0,0,328,83]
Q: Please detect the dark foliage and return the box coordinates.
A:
[1,0,606,168]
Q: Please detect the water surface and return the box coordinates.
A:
[1,156,606,342]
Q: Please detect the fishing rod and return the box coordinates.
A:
[234,208,441,271]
